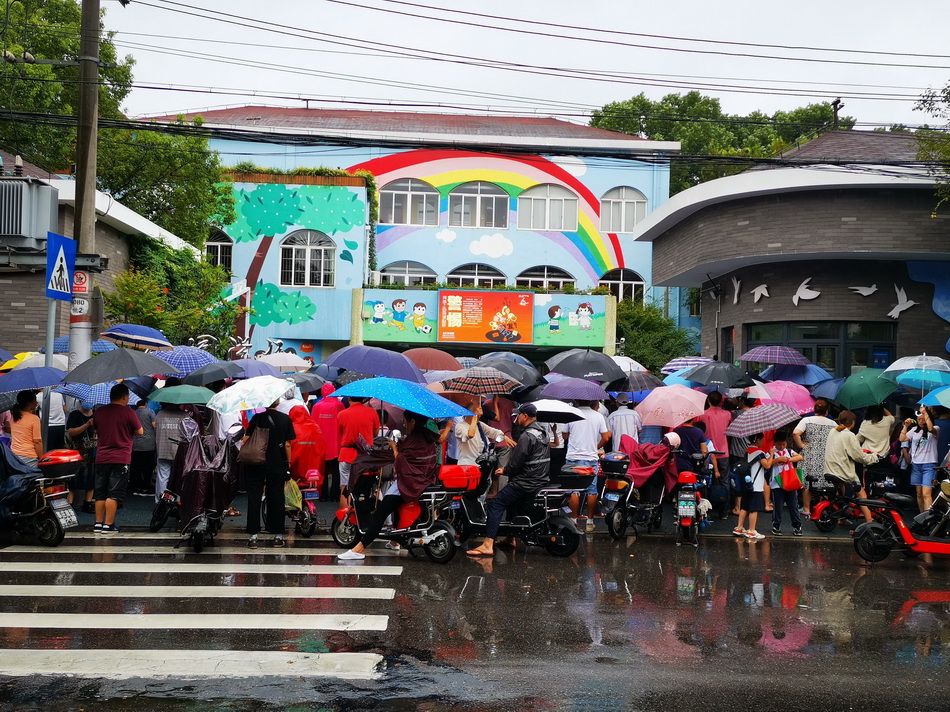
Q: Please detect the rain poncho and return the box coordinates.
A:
[288,405,326,484]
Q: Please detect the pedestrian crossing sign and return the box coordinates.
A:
[45,232,77,302]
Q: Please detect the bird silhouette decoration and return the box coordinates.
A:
[887,285,917,319]
[792,278,821,306]
[849,284,878,297]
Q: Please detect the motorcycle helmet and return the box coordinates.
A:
[663,432,681,449]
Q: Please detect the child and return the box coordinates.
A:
[769,430,804,536]
[733,433,776,540]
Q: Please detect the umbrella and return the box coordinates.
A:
[663,368,701,387]
[529,399,586,424]
[100,323,173,351]
[153,346,219,375]
[810,377,846,402]
[307,363,345,382]
[40,337,116,354]
[231,358,281,379]
[481,351,534,367]
[622,371,666,391]
[0,391,16,412]
[540,376,609,402]
[456,356,478,368]
[682,361,754,388]
[894,369,950,391]
[1,352,40,371]
[148,385,215,405]
[745,380,815,415]
[739,345,811,366]
[336,370,375,385]
[56,381,140,406]
[611,355,647,374]
[206,375,294,413]
[920,386,950,409]
[65,348,181,385]
[323,344,425,383]
[125,376,157,399]
[476,356,545,388]
[660,356,711,376]
[836,368,899,410]
[634,384,708,428]
[289,371,326,394]
[258,352,311,373]
[12,354,68,370]
[437,366,523,397]
[182,360,243,386]
[0,348,12,363]
[332,377,473,419]
[882,354,950,379]
[725,403,802,438]
[760,363,833,386]
[423,370,456,385]
[545,349,627,383]
[0,367,66,393]
[403,347,462,372]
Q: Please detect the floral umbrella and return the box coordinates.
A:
[206,376,293,413]
[634,384,708,428]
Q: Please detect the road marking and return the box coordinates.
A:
[0,585,395,599]
[65,532,336,542]
[0,562,402,575]
[0,613,388,631]
[0,545,399,557]
[0,649,382,680]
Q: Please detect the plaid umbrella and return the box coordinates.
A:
[456,357,478,368]
[725,403,801,438]
[40,337,116,354]
[660,356,711,376]
[739,346,811,366]
[100,324,173,351]
[540,376,609,402]
[56,381,140,406]
[438,366,523,396]
[622,371,665,391]
[153,346,219,376]
[634,384,708,428]
[682,361,754,388]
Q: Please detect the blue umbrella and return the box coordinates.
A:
[100,323,173,351]
[333,377,473,418]
[760,363,834,386]
[663,367,701,387]
[895,369,950,391]
[920,386,950,408]
[56,381,140,406]
[153,346,219,375]
[456,356,478,368]
[540,376,609,401]
[0,348,12,363]
[232,358,280,379]
[39,337,117,354]
[0,367,66,393]
[323,345,425,384]
[810,377,846,402]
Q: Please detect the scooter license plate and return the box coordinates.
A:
[50,498,78,529]
[605,493,621,501]
[449,501,461,510]
[303,491,321,500]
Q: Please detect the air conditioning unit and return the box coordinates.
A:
[0,178,58,250]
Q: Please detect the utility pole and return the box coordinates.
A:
[831,97,844,130]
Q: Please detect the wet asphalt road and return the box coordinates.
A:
[2,497,950,712]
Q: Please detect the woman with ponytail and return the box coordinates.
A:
[9,390,43,467]
[824,410,879,523]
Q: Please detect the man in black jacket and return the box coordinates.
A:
[466,403,550,557]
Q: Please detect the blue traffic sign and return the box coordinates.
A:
[45,232,77,302]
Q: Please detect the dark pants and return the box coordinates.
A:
[772,488,802,531]
[486,484,532,540]
[324,458,340,499]
[360,494,403,548]
[245,467,286,536]
[130,450,156,493]
[47,425,65,451]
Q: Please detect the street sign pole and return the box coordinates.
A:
[41,298,58,446]
[44,232,77,448]
[68,270,93,372]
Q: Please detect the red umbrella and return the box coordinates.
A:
[403,347,462,372]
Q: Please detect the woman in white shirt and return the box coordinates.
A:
[900,406,940,512]
[857,404,895,456]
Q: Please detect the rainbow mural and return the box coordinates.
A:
[349,150,625,282]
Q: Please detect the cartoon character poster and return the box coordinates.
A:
[438,290,534,344]
[360,290,438,343]
[532,295,606,347]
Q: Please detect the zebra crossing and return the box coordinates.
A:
[0,531,402,681]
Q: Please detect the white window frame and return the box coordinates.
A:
[448,181,508,229]
[515,265,575,290]
[205,232,233,273]
[447,263,507,289]
[517,184,578,232]
[380,178,439,227]
[379,260,438,286]
[279,230,336,288]
[600,186,647,233]
[599,269,646,304]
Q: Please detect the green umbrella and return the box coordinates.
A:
[836,368,899,410]
[148,384,215,405]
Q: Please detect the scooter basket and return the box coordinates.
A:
[554,465,596,490]
[37,449,82,477]
[600,451,630,476]
[438,464,481,491]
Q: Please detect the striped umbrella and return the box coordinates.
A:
[437,367,523,396]
[153,346,219,375]
[739,346,811,366]
[621,371,666,391]
[660,356,711,376]
[100,324,173,351]
[724,403,801,438]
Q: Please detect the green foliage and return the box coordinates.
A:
[250,281,317,327]
[915,83,950,215]
[616,299,697,373]
[0,0,133,170]
[591,92,855,194]
[101,269,165,329]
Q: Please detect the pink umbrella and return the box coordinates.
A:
[634,384,708,427]
[745,380,814,415]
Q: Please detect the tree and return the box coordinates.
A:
[615,299,697,374]
[915,81,950,215]
[590,92,855,194]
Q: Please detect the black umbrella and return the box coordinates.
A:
[544,349,627,383]
[182,361,243,387]
[682,360,754,388]
[290,372,326,393]
[64,349,181,386]
[622,371,666,391]
[476,356,544,388]
[125,376,157,399]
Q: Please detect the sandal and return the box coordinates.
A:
[466,549,494,558]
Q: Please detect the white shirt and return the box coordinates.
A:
[607,406,641,451]
[44,391,66,426]
[565,407,609,461]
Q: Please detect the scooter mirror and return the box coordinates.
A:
[390,429,402,441]
[940,480,950,498]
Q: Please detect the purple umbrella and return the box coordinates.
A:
[739,345,811,366]
[323,345,425,384]
[231,358,281,379]
[540,376,609,402]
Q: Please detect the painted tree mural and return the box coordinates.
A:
[250,281,317,327]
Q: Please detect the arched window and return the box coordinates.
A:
[448,181,508,229]
[279,230,335,288]
[447,263,506,289]
[600,268,645,303]
[205,230,233,273]
[379,260,437,286]
[600,187,647,233]
[380,178,439,226]
[516,266,575,290]
[517,184,578,231]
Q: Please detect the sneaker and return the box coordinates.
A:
[384,541,402,551]
[585,521,596,534]
[793,529,803,537]
[273,537,285,548]
[247,537,259,550]
[771,527,782,536]
[100,524,120,535]
[93,522,104,534]
[732,527,746,537]
[744,530,765,540]
[337,549,365,561]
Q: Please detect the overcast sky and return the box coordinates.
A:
[102,0,950,132]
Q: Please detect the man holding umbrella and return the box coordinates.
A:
[92,384,143,535]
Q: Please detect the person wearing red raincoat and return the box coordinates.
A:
[288,405,326,486]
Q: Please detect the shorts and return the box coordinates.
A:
[565,458,598,495]
[69,459,96,492]
[911,462,937,488]
[94,463,130,502]
[740,490,765,513]
[339,461,352,489]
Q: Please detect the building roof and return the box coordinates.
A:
[141,106,679,156]
[0,148,58,180]
[772,129,922,164]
